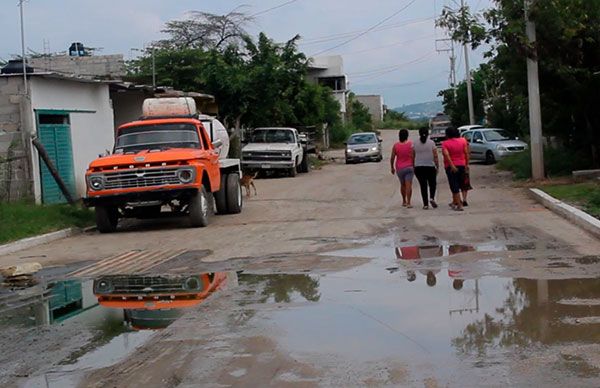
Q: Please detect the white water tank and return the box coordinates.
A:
[142,97,197,117]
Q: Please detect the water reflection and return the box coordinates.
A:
[240,274,320,303]
[94,273,229,330]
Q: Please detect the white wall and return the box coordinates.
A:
[29,77,114,202]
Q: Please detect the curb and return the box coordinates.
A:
[529,188,600,239]
[0,228,80,257]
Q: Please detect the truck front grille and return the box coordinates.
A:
[243,151,291,162]
[103,168,181,189]
[94,275,196,294]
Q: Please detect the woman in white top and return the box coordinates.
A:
[414,127,440,209]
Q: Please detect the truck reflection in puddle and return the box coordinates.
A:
[94,273,229,330]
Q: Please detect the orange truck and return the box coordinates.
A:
[93,273,228,330]
[84,98,243,232]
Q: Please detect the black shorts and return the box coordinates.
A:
[446,166,466,194]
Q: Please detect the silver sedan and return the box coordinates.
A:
[462,128,528,164]
[345,132,383,164]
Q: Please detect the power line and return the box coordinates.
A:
[310,0,419,56]
[251,0,299,17]
[300,17,434,46]
[351,51,437,81]
[339,34,436,56]
[353,70,448,90]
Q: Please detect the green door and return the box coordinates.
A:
[38,123,76,204]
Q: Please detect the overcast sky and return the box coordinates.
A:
[0,0,493,107]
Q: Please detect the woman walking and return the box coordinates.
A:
[442,127,469,211]
[390,129,415,208]
[414,127,440,209]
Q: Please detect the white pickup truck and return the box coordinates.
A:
[241,127,309,177]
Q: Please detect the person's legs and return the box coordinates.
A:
[414,167,429,207]
[405,179,413,207]
[446,167,463,210]
[427,167,437,203]
[397,171,407,206]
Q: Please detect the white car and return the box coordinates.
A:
[462,128,528,164]
[458,125,483,135]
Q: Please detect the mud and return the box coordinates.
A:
[1,130,600,387]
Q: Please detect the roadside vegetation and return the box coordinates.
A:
[497,147,593,180]
[0,202,94,244]
[376,110,426,131]
[437,1,600,172]
[542,182,600,218]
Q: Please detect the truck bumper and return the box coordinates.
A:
[84,188,198,207]
[242,161,295,170]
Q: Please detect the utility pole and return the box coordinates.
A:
[19,0,28,94]
[525,0,545,180]
[435,38,458,101]
[151,46,156,89]
[461,0,476,125]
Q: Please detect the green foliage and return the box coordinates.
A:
[346,93,372,132]
[438,0,600,167]
[497,147,593,180]
[128,32,341,132]
[543,182,600,218]
[0,202,94,244]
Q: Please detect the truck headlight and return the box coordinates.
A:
[177,168,195,184]
[88,175,104,191]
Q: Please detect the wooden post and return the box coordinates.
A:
[31,137,76,205]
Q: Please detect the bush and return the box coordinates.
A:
[497,146,593,179]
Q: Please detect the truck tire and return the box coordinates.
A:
[226,173,243,214]
[189,186,209,227]
[299,154,310,173]
[214,174,228,215]
[96,205,118,233]
[288,159,297,177]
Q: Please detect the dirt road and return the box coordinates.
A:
[2,130,600,387]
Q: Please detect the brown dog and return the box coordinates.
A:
[240,172,258,197]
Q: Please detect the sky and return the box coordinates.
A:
[0,0,494,108]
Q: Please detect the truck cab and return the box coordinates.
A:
[241,127,310,177]
[84,98,243,233]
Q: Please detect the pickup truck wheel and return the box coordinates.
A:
[96,206,118,233]
[226,173,243,214]
[189,187,209,227]
[299,155,310,173]
[214,174,228,215]
[288,161,297,177]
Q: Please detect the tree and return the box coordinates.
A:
[437,1,600,165]
[158,10,253,51]
[346,93,373,131]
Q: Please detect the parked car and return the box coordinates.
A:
[458,124,483,135]
[462,128,528,164]
[345,132,383,164]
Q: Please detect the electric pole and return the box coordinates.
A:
[435,38,458,100]
[19,0,28,94]
[461,0,476,125]
[525,0,545,180]
[151,46,156,89]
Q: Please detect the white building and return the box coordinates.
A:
[307,55,348,116]
[0,72,115,203]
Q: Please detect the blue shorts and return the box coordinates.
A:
[396,167,414,183]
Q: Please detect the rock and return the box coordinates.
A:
[0,262,42,277]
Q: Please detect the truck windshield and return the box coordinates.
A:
[114,124,200,153]
[250,129,295,143]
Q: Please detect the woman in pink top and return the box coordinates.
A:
[390,129,415,208]
[442,127,470,211]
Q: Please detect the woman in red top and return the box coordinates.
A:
[442,127,469,211]
[390,129,415,208]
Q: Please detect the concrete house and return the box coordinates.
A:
[355,95,385,123]
[0,71,115,204]
[307,56,348,116]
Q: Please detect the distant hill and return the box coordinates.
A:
[393,101,444,120]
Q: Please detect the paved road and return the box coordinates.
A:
[3,130,600,387]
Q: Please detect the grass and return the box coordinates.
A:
[0,202,94,244]
[497,147,593,180]
[542,182,600,218]
[309,155,328,170]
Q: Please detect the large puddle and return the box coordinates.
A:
[2,237,600,386]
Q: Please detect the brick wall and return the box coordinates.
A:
[29,54,126,79]
[0,77,32,202]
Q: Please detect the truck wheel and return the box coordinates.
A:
[189,186,209,227]
[96,206,118,233]
[214,174,228,215]
[288,159,297,177]
[299,155,310,173]
[226,173,243,214]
